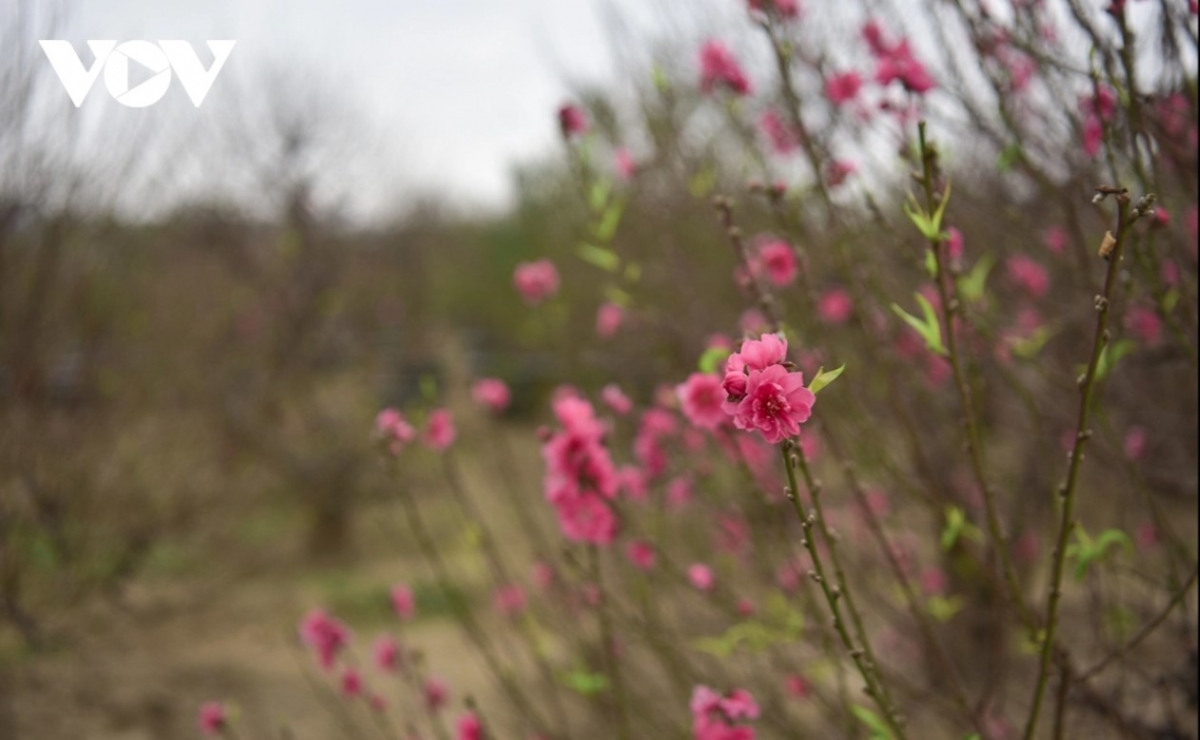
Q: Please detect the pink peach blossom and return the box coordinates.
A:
[531,560,556,590]
[826,159,857,188]
[471,378,511,413]
[391,584,416,620]
[678,373,728,430]
[1015,531,1041,565]
[615,148,637,180]
[1123,425,1148,460]
[925,354,952,389]
[1135,521,1159,550]
[300,609,350,670]
[760,110,799,154]
[423,408,456,451]
[758,240,798,286]
[341,667,363,697]
[688,563,715,591]
[553,489,619,544]
[513,260,560,305]
[691,685,760,740]
[700,40,752,96]
[596,302,624,338]
[715,512,750,556]
[818,288,854,324]
[376,408,416,454]
[618,465,648,501]
[558,104,588,138]
[1007,255,1050,298]
[1162,260,1180,287]
[373,636,401,671]
[198,702,226,736]
[493,584,528,619]
[626,540,657,570]
[1126,306,1162,346]
[870,34,936,94]
[732,333,789,372]
[424,678,449,712]
[825,71,863,105]
[749,0,800,17]
[729,364,815,444]
[945,227,964,262]
[739,308,769,335]
[602,384,633,415]
[920,567,948,596]
[785,675,811,699]
[1043,226,1069,254]
[667,476,695,510]
[456,712,483,740]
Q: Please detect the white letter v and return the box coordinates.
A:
[39,40,117,107]
[160,40,236,107]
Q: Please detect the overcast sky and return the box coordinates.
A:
[30,0,725,218]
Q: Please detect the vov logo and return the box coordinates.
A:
[38,40,236,108]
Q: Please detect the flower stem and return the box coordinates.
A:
[589,545,632,740]
[1021,188,1138,740]
[780,442,908,740]
[387,460,550,735]
[917,121,1033,629]
[441,452,574,736]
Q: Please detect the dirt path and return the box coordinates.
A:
[4,545,505,740]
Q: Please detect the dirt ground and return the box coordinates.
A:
[1,536,510,740]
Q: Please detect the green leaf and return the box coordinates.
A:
[622,261,642,283]
[915,293,947,355]
[930,180,952,236]
[924,248,938,278]
[1105,605,1137,641]
[941,506,965,550]
[1095,339,1137,381]
[698,346,732,374]
[692,637,735,658]
[851,705,894,740]
[419,374,439,402]
[1094,528,1133,555]
[892,294,946,356]
[1163,289,1180,314]
[940,506,983,550]
[651,65,669,92]
[588,179,611,213]
[460,522,483,550]
[593,199,625,242]
[577,243,621,273]
[958,252,996,304]
[763,591,805,637]
[997,143,1023,172]
[927,595,966,622]
[603,284,633,308]
[689,166,717,199]
[1020,628,1047,655]
[1011,325,1056,360]
[692,605,803,658]
[1067,526,1132,581]
[562,670,610,695]
[808,364,846,395]
[903,198,939,241]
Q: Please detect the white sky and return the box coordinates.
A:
[19,1,1184,222]
[36,0,709,217]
